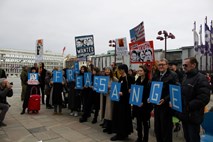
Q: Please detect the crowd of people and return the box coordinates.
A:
[0,56,212,142]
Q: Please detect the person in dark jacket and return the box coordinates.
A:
[39,62,47,105]
[0,68,7,78]
[20,66,28,101]
[111,64,135,141]
[133,65,153,142]
[179,57,210,142]
[152,58,179,142]
[0,78,13,127]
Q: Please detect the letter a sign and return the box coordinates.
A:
[149,81,163,105]
[110,82,121,102]
[129,85,144,106]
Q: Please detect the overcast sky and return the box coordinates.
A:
[0,0,212,56]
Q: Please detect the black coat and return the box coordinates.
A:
[132,76,153,120]
[112,75,135,136]
[178,69,210,124]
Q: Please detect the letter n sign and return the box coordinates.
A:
[53,70,63,83]
[149,81,163,105]
[110,82,121,102]
[169,85,182,112]
[129,85,144,106]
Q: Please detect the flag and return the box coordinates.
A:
[130,21,145,42]
[62,47,66,56]
[205,19,211,55]
[199,25,205,54]
[193,21,199,52]
[210,20,213,53]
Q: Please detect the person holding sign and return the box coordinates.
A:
[132,65,153,142]
[179,57,210,142]
[100,67,118,134]
[111,64,135,141]
[151,58,178,142]
[21,67,41,114]
[50,67,65,115]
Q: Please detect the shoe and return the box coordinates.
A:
[74,112,78,117]
[70,112,74,116]
[0,122,7,127]
[46,106,53,109]
[110,135,127,141]
[92,118,97,124]
[79,117,87,123]
[20,110,25,115]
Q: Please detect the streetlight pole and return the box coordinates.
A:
[156,30,175,59]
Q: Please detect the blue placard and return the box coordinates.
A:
[66,69,75,82]
[74,62,80,74]
[149,81,163,105]
[28,73,38,81]
[53,70,63,83]
[110,82,121,102]
[169,85,182,112]
[93,76,99,91]
[76,76,83,89]
[129,85,144,106]
[84,72,92,87]
[97,76,109,94]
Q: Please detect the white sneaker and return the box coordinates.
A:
[74,112,78,117]
[70,112,74,116]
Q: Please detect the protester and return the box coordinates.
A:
[178,57,210,142]
[39,62,47,105]
[111,64,135,141]
[21,67,40,114]
[20,66,28,101]
[132,65,153,142]
[45,71,53,109]
[100,67,118,134]
[50,67,65,115]
[111,62,120,79]
[152,58,178,142]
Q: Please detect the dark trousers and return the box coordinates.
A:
[154,107,173,142]
[0,103,9,122]
[54,105,62,113]
[182,122,200,142]
[136,116,149,142]
[40,85,45,104]
[46,94,51,107]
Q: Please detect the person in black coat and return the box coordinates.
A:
[152,58,179,142]
[179,57,210,142]
[133,65,153,142]
[39,62,47,105]
[111,64,135,141]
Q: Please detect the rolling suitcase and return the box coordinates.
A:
[28,86,40,113]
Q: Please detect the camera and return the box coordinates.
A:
[10,82,13,85]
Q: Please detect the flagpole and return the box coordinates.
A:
[206,17,208,72]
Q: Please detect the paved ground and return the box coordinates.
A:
[0,77,212,142]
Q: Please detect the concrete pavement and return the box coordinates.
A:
[1,77,212,142]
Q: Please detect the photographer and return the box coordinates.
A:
[0,78,13,127]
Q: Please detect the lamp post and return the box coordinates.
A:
[156,30,175,59]
[109,40,116,64]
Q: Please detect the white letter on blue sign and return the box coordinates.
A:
[151,83,160,101]
[77,77,81,88]
[56,71,60,82]
[132,87,140,103]
[172,88,179,109]
[99,78,106,92]
[85,73,90,86]
[111,85,118,100]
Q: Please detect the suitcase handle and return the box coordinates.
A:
[30,86,38,95]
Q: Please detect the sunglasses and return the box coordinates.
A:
[182,64,188,67]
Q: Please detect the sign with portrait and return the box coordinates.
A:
[129,41,154,64]
[28,73,39,85]
[75,35,95,58]
[115,37,128,56]
[35,39,43,62]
